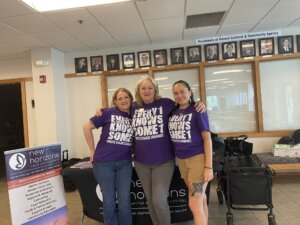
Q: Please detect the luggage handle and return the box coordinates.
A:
[226,135,248,142]
[62,150,69,162]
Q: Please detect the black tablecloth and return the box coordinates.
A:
[61,158,205,225]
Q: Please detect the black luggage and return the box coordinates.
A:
[292,129,300,144]
[217,155,276,225]
[61,150,81,192]
[224,135,253,156]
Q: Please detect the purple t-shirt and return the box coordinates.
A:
[169,104,210,159]
[90,107,133,162]
[131,98,175,165]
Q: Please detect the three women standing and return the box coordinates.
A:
[87,75,209,225]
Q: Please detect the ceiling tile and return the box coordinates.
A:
[105,21,149,44]
[137,0,184,20]
[252,18,297,32]
[0,0,34,18]
[0,34,47,49]
[88,2,141,24]
[0,42,9,50]
[223,6,273,25]
[0,22,23,36]
[290,18,300,26]
[280,0,300,4]
[184,26,219,40]
[116,35,150,46]
[231,0,278,10]
[264,2,300,19]
[218,23,257,35]
[0,13,59,33]
[65,26,114,42]
[0,49,30,59]
[52,41,91,53]
[186,0,233,16]
[145,17,184,43]
[30,30,83,45]
[43,8,101,30]
[83,39,119,50]
[0,0,299,59]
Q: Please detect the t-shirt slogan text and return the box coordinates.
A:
[132,107,164,140]
[107,115,133,146]
[169,113,192,143]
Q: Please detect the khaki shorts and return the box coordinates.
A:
[177,154,205,183]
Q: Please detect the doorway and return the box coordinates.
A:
[0,83,25,178]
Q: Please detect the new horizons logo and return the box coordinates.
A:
[9,153,27,170]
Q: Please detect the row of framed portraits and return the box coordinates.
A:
[74,35,300,73]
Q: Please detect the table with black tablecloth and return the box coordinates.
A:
[62,158,211,225]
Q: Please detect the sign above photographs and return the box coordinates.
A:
[196,30,282,45]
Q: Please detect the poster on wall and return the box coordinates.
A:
[4,143,69,225]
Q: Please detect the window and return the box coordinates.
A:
[106,74,145,105]
[260,59,300,131]
[204,64,256,133]
[153,69,200,101]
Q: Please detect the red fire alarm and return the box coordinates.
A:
[39,75,46,83]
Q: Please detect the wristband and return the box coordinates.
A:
[205,166,213,169]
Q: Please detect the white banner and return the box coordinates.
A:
[196,30,282,45]
[4,144,69,225]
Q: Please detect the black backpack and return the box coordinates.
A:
[211,132,225,171]
[292,129,300,144]
[277,136,294,145]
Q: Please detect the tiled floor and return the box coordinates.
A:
[0,175,299,225]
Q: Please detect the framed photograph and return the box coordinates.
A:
[187,46,201,63]
[106,54,120,71]
[278,35,294,54]
[122,52,135,69]
[75,57,88,73]
[154,49,167,66]
[204,44,219,61]
[222,42,237,59]
[138,51,151,68]
[259,38,274,56]
[297,35,300,52]
[240,40,256,57]
[170,47,185,64]
[90,56,103,72]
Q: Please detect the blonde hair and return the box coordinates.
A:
[111,88,134,107]
[135,75,161,105]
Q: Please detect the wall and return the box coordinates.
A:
[4,26,300,158]
[0,57,32,79]
[25,81,37,147]
[65,76,101,158]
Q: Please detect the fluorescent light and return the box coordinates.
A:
[154,77,168,81]
[206,78,229,83]
[213,69,244,75]
[21,0,131,12]
[158,84,171,88]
